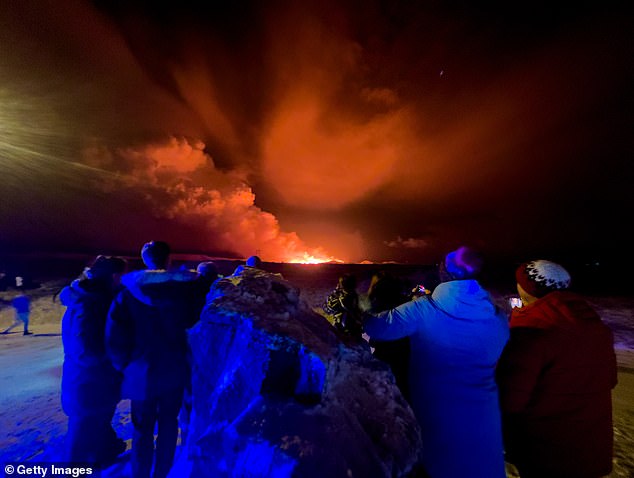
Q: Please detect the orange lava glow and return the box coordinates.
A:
[287,252,342,264]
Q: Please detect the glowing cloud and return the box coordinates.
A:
[262,99,409,210]
[2,1,628,264]
[83,137,340,263]
[260,9,413,210]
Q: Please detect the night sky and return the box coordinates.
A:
[0,1,632,264]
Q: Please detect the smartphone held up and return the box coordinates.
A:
[508,297,523,309]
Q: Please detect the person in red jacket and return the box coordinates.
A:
[496,260,617,478]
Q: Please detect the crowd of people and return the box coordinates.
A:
[325,247,617,478]
[51,240,617,478]
[57,242,223,477]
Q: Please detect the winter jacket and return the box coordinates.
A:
[364,279,509,478]
[60,279,122,416]
[496,291,617,478]
[11,295,30,313]
[323,287,362,336]
[105,270,201,401]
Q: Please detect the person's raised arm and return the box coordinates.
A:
[363,299,421,341]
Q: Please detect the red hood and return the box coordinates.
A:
[510,291,601,329]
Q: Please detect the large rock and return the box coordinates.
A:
[186,268,421,478]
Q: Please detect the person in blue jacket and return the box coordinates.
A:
[106,241,201,478]
[363,246,510,478]
[232,255,262,276]
[60,255,128,465]
[1,294,32,335]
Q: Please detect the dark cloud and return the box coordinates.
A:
[0,0,632,263]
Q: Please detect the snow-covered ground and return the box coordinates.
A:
[1,281,633,477]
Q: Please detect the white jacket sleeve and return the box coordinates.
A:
[363,298,423,340]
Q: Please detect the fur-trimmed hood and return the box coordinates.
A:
[121,269,199,306]
[60,278,112,307]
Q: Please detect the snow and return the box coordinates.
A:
[0,327,65,462]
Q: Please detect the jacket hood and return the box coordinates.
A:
[59,279,110,306]
[121,269,198,306]
[510,290,600,329]
[431,279,498,319]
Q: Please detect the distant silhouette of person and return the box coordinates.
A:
[196,261,218,282]
[1,294,32,335]
[191,260,221,315]
[363,246,509,478]
[106,240,200,478]
[496,260,617,478]
[60,255,128,466]
[323,274,362,339]
[232,255,262,275]
[365,271,412,400]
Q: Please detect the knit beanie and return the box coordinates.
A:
[515,260,571,298]
[444,246,483,280]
